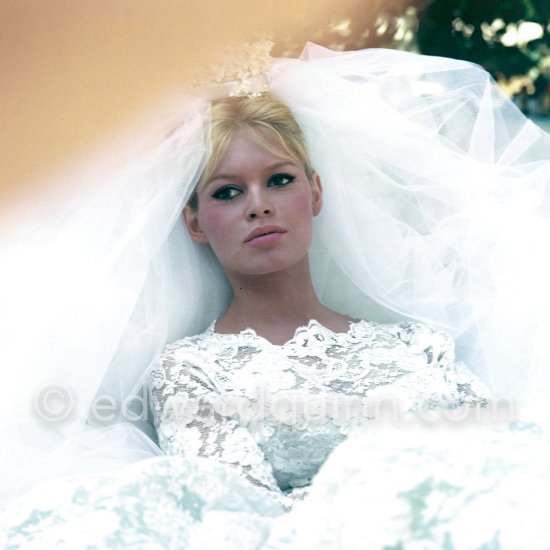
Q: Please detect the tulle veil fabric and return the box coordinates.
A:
[1,43,550,506]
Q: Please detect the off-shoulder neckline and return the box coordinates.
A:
[205,318,369,347]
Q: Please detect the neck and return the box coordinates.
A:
[215,257,355,344]
[217,257,329,334]
[227,258,324,323]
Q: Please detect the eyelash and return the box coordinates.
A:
[211,173,296,201]
[211,186,241,201]
[268,173,295,187]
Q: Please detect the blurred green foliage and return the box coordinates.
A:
[417,0,550,77]
[275,0,550,78]
[273,0,429,56]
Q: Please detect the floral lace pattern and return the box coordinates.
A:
[265,419,550,549]
[149,320,490,500]
[4,421,550,548]
[0,456,282,549]
[5,320,545,549]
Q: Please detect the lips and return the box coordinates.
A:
[244,225,287,243]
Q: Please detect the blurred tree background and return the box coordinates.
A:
[274,0,550,101]
[417,0,550,79]
[273,0,428,55]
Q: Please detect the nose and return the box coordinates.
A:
[246,188,274,220]
[248,207,272,220]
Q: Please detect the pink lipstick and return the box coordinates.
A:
[245,225,287,247]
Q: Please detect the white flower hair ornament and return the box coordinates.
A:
[186,39,274,100]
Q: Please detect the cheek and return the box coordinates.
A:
[291,189,315,219]
[199,207,236,245]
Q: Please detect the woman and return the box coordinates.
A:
[149,92,491,504]
[2,43,550,547]
[182,94,335,343]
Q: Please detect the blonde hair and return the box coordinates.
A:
[188,93,313,210]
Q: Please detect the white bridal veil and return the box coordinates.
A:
[1,43,550,505]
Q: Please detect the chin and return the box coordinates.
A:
[231,254,310,278]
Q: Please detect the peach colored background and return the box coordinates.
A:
[1,0,364,212]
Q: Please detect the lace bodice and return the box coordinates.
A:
[149,319,489,501]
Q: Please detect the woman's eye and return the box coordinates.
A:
[268,173,295,187]
[212,186,242,201]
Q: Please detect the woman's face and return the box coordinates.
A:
[184,130,322,278]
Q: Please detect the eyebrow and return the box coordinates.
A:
[207,161,298,184]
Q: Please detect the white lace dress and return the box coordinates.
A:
[149,319,489,503]
[3,320,550,549]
